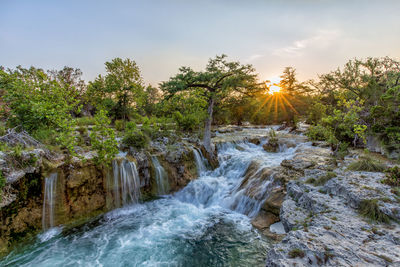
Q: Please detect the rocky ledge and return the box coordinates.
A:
[265,145,400,266]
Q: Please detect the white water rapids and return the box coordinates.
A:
[1,138,303,266]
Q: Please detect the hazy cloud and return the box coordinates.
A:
[273,30,341,58]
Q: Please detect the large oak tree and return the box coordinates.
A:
[161,55,260,155]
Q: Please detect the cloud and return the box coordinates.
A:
[246,54,265,62]
[273,29,340,57]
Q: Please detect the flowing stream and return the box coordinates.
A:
[1,140,300,266]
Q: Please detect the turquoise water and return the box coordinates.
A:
[1,141,299,266]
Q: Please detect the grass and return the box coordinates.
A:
[347,156,386,172]
[288,248,305,258]
[305,172,337,186]
[75,116,95,126]
[358,199,390,223]
[382,166,400,187]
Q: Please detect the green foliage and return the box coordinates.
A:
[126,121,137,132]
[89,110,118,166]
[173,111,203,132]
[114,120,125,131]
[307,101,327,125]
[306,124,334,142]
[87,58,144,121]
[306,172,337,186]
[32,128,58,145]
[1,67,79,133]
[347,156,386,172]
[358,199,390,223]
[382,166,400,187]
[122,130,149,149]
[76,116,95,126]
[288,248,305,258]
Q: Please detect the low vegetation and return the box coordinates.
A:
[382,166,400,187]
[305,172,337,186]
[288,248,305,258]
[347,156,386,172]
[358,199,390,223]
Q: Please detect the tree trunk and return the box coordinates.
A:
[203,97,214,154]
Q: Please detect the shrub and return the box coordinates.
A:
[382,166,400,187]
[288,248,305,258]
[89,110,119,166]
[306,101,327,125]
[32,128,58,145]
[114,120,125,131]
[347,156,386,172]
[141,117,159,139]
[358,199,390,223]
[122,130,149,149]
[76,116,95,126]
[306,124,330,141]
[126,121,137,132]
[173,111,202,132]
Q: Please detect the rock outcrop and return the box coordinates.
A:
[265,146,400,266]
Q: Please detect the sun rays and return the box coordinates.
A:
[252,85,301,123]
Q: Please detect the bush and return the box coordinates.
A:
[122,130,149,149]
[347,156,386,172]
[141,117,159,139]
[76,116,95,126]
[89,110,119,165]
[114,120,125,131]
[126,121,137,132]
[382,166,400,187]
[306,124,331,142]
[288,248,305,258]
[173,111,202,132]
[306,101,327,125]
[32,128,58,145]
[358,199,390,223]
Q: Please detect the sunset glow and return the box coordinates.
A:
[268,84,281,95]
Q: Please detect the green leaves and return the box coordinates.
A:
[90,110,119,166]
[88,58,145,121]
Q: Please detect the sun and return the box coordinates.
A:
[268,83,281,95]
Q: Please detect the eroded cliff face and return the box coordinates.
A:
[0,144,199,255]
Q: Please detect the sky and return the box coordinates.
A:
[1,0,400,85]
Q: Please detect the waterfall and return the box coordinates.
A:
[192,148,208,175]
[111,159,141,208]
[228,168,276,218]
[42,173,58,230]
[151,156,169,195]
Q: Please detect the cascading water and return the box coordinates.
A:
[151,156,169,195]
[192,147,208,175]
[1,136,304,266]
[42,173,58,230]
[111,159,141,208]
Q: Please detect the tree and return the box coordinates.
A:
[88,58,144,120]
[160,55,260,155]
